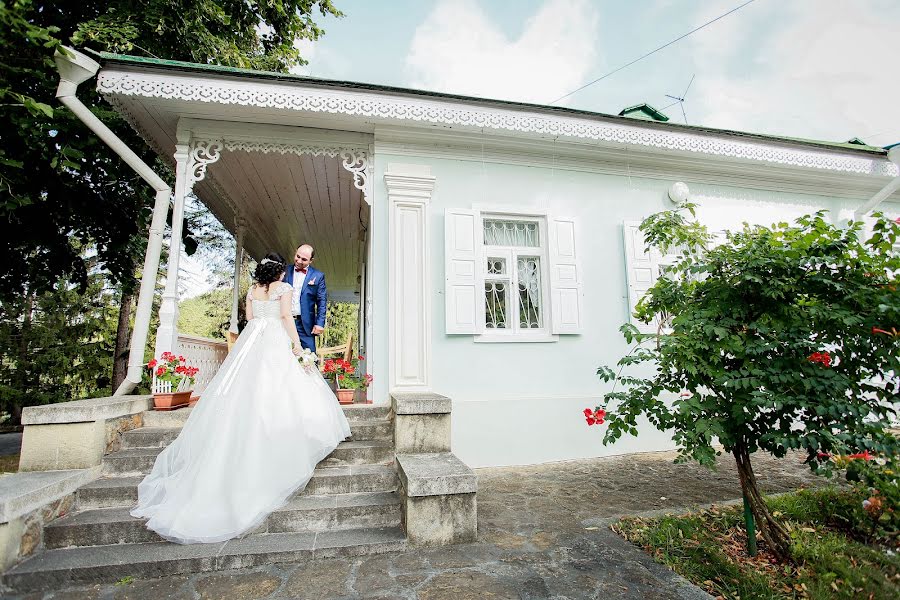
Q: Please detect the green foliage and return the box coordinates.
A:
[178,288,234,340]
[615,489,900,599]
[842,456,900,543]
[1,0,341,299]
[321,302,359,350]
[0,0,342,416]
[597,209,900,469]
[0,253,120,420]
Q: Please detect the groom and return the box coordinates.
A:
[284,244,327,352]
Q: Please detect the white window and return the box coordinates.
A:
[445,209,582,340]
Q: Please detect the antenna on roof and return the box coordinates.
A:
[663,74,694,125]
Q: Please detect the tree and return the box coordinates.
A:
[1,0,342,414]
[1,0,342,301]
[594,207,900,560]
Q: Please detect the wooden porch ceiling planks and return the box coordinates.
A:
[200,150,363,294]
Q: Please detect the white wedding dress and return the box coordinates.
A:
[131,282,351,544]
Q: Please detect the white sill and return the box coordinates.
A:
[474,332,559,343]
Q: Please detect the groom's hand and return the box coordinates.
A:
[312,325,324,335]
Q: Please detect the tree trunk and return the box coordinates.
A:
[13,291,35,426]
[733,443,792,560]
[112,290,134,391]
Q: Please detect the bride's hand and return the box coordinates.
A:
[292,343,303,356]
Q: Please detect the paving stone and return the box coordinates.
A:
[194,570,282,600]
[416,571,520,600]
[109,573,193,600]
[279,558,353,599]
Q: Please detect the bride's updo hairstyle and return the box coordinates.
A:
[253,252,287,291]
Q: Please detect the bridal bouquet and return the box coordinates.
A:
[296,347,318,372]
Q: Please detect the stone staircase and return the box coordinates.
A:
[3,404,407,592]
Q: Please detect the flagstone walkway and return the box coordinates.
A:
[8,450,825,600]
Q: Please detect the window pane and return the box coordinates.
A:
[484,281,508,329]
[484,219,539,247]
[517,257,543,329]
[486,257,506,275]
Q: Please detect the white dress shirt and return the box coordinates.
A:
[291,268,307,316]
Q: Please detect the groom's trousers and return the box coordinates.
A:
[294,317,316,352]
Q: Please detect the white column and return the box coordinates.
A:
[156,133,222,356]
[155,136,191,356]
[229,217,246,334]
[385,164,435,392]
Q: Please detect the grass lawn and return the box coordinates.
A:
[614,488,899,600]
[0,454,19,473]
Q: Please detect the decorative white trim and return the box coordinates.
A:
[98,69,898,177]
[188,140,222,186]
[386,165,435,392]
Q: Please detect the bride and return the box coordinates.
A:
[131,252,351,544]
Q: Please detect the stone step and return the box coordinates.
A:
[120,419,392,451]
[103,440,394,476]
[141,404,391,428]
[45,491,402,549]
[4,526,407,593]
[78,465,399,509]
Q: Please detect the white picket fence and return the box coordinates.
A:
[151,334,229,395]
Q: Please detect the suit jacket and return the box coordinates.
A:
[284,265,327,335]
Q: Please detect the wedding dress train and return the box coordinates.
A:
[131,282,351,544]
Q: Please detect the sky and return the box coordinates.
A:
[292,0,900,147]
[182,0,900,297]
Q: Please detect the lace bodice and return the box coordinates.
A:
[247,282,292,319]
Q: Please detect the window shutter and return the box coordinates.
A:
[623,221,660,334]
[549,217,583,334]
[444,209,482,334]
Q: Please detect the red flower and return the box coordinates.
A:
[848,450,874,461]
[156,366,167,377]
[178,355,185,362]
[584,408,606,426]
[807,351,832,367]
[337,374,344,380]
[816,451,831,460]
[148,359,157,369]
[358,355,365,361]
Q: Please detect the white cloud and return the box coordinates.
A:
[685,0,900,146]
[405,0,600,104]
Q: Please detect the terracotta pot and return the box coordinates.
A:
[153,390,192,411]
[188,394,200,407]
[336,388,355,405]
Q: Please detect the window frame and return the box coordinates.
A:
[475,212,557,343]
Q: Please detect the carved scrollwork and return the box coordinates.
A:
[339,149,369,194]
[189,140,223,184]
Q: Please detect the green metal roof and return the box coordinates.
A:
[91,50,888,157]
[618,103,670,122]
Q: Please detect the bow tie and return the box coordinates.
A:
[295,268,307,274]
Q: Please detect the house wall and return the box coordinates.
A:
[370,146,885,468]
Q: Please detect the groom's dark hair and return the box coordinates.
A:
[253,252,287,290]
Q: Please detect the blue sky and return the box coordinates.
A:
[293,0,900,147]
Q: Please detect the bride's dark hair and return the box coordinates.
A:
[253,252,287,290]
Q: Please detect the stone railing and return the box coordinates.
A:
[176,334,228,394]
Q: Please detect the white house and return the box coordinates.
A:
[56,48,900,469]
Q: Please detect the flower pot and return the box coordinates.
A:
[353,388,369,404]
[335,388,355,405]
[153,390,192,411]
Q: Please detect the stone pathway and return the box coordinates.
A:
[7,450,825,600]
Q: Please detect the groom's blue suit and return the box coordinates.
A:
[284,265,327,352]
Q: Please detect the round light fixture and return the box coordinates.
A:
[668,181,690,205]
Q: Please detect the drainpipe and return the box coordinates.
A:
[54,47,171,395]
[854,145,900,220]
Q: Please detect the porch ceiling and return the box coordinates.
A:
[108,95,369,295]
